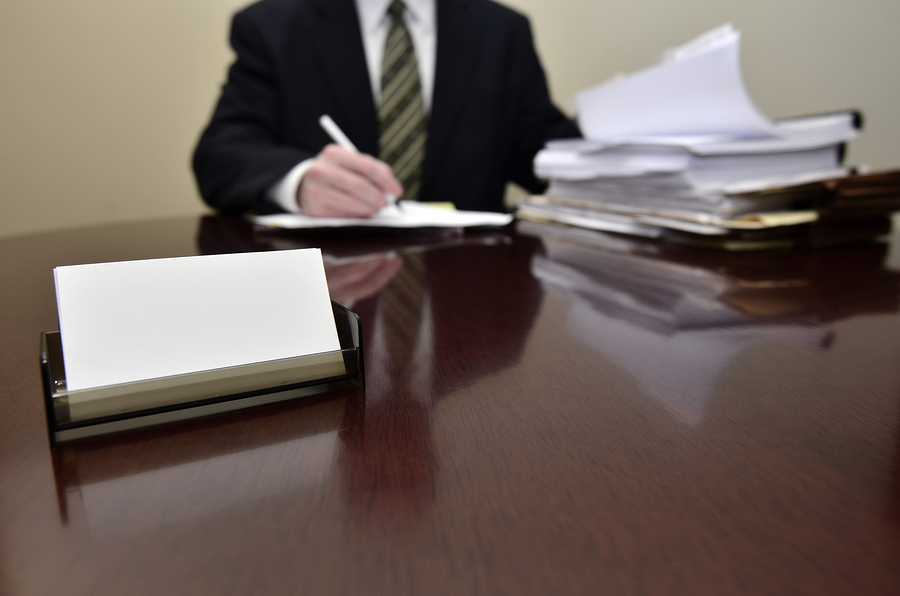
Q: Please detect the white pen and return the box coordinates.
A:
[319,114,358,152]
[318,114,401,211]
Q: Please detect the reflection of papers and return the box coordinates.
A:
[530,236,833,426]
[264,232,512,263]
[74,432,338,537]
[532,252,743,334]
[565,298,830,427]
[253,202,513,229]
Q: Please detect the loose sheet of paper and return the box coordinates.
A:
[576,24,778,140]
[252,201,513,230]
[54,249,340,391]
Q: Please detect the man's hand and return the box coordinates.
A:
[299,145,403,217]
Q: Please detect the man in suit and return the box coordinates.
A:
[193,0,579,217]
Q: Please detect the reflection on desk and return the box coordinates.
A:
[52,394,356,535]
[519,220,900,426]
[2,215,900,595]
[198,215,546,531]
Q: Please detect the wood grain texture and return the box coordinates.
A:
[2,215,900,595]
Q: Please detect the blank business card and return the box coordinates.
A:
[54,249,340,392]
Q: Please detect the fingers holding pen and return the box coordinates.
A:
[299,145,403,218]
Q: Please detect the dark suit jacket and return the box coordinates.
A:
[193,0,580,215]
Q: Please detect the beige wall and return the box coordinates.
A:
[2,0,898,238]
[518,0,900,169]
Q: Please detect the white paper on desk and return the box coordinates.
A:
[54,249,340,391]
[576,24,778,140]
[252,201,513,229]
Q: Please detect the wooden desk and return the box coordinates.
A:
[2,215,900,595]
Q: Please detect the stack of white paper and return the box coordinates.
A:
[526,24,861,238]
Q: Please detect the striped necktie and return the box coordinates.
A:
[379,0,427,202]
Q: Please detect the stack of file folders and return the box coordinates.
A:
[521,24,900,251]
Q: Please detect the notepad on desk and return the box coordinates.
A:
[53,249,345,421]
[252,201,513,230]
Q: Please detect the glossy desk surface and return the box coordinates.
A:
[2,215,900,595]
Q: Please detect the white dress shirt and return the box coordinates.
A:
[269,0,437,213]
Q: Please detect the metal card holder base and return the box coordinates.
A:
[41,302,364,448]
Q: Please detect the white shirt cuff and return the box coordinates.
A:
[267,158,316,213]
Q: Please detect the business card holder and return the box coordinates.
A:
[41,302,364,447]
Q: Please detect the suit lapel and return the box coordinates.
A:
[425,0,478,186]
[304,0,379,154]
